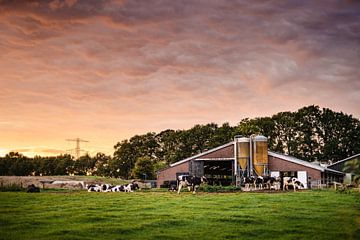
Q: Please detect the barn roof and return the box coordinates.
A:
[328,153,360,168]
[268,151,344,174]
[170,141,234,167]
[268,151,325,171]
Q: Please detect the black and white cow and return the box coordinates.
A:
[87,184,101,192]
[263,176,281,190]
[255,176,264,190]
[177,175,207,194]
[112,182,139,193]
[101,184,113,192]
[111,185,125,192]
[283,177,304,192]
[243,177,256,191]
[129,181,140,191]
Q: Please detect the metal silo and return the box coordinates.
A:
[236,137,250,171]
[252,135,268,176]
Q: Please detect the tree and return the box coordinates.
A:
[294,105,322,161]
[5,152,33,176]
[93,152,111,177]
[132,156,155,180]
[112,140,136,178]
[343,159,360,185]
[319,108,360,161]
[74,154,96,175]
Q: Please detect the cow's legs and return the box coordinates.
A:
[177,183,183,194]
[193,185,198,194]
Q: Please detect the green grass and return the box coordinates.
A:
[0,190,359,240]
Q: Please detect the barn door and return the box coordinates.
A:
[297,171,308,189]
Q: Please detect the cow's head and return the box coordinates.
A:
[201,176,208,183]
[131,182,140,190]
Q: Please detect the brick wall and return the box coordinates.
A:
[156,162,189,187]
[268,155,322,180]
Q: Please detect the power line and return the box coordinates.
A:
[66,138,89,159]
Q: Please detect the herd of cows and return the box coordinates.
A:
[25,176,305,194]
[173,175,305,194]
[86,181,140,192]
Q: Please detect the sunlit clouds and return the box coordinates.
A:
[0,0,359,157]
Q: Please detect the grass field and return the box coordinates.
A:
[0,190,359,240]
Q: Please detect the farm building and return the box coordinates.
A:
[328,153,360,184]
[157,135,344,189]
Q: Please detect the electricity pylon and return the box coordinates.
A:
[66,138,89,159]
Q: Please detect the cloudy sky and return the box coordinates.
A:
[0,0,359,157]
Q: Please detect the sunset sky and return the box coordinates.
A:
[0,0,359,157]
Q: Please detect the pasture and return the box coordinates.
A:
[0,190,359,240]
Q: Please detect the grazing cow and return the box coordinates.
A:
[283,177,304,192]
[243,177,256,191]
[177,175,207,194]
[27,184,40,193]
[255,176,264,190]
[263,176,281,190]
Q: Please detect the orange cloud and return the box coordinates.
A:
[0,0,359,157]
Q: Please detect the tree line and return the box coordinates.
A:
[1,105,359,179]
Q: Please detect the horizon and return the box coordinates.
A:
[1,1,359,158]
[1,104,358,158]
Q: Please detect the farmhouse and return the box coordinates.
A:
[157,135,344,189]
[327,153,360,184]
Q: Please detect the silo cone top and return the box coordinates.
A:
[235,137,250,143]
[253,135,267,142]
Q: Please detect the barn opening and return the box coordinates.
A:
[203,160,234,186]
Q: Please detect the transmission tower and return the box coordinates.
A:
[66,138,89,159]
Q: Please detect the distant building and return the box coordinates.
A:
[328,153,360,184]
[157,136,344,188]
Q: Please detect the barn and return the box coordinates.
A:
[157,135,344,189]
[327,153,360,184]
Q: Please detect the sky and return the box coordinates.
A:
[0,0,359,157]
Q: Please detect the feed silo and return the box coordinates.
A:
[236,137,250,172]
[252,135,269,176]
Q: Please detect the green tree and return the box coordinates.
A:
[112,140,136,178]
[5,152,33,176]
[93,152,111,177]
[74,154,96,175]
[343,159,360,185]
[319,108,360,161]
[294,105,322,161]
[132,156,155,180]
[272,111,298,155]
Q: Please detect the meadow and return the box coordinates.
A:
[0,189,359,240]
